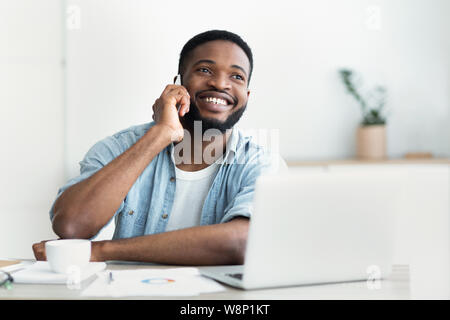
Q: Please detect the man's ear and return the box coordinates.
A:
[247,89,251,98]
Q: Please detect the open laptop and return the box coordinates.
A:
[200,170,401,289]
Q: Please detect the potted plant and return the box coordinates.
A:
[339,69,388,160]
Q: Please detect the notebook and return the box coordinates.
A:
[0,259,33,272]
[12,261,106,284]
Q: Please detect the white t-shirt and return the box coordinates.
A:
[165,162,220,232]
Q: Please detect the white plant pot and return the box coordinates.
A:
[356,125,387,160]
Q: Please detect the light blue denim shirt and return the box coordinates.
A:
[50,121,284,239]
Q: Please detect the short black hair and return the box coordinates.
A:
[178,30,253,85]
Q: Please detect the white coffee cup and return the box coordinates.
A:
[45,239,91,274]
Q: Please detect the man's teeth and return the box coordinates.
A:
[204,97,227,105]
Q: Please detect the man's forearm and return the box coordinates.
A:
[93,218,249,265]
[52,124,174,239]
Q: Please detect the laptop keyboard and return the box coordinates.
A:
[226,273,243,280]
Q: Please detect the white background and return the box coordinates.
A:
[65,0,450,179]
[0,0,64,258]
[1,0,449,258]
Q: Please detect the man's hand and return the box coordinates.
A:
[32,240,51,261]
[152,84,190,142]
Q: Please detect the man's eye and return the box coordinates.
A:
[232,74,244,81]
[198,68,210,73]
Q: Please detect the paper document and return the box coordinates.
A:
[81,267,226,297]
[13,261,106,284]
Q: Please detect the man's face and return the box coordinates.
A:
[180,40,251,133]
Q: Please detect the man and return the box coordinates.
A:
[33,30,284,265]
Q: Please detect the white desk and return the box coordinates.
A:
[0,262,414,300]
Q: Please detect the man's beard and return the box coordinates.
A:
[180,100,247,134]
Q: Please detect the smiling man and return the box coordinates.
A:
[32,30,285,265]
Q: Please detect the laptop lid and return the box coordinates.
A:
[241,170,401,289]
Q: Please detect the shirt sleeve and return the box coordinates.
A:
[220,151,288,223]
[48,135,126,233]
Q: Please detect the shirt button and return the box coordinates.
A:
[162,213,168,219]
[128,210,134,216]
[170,177,175,182]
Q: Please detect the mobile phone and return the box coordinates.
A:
[175,74,182,112]
[175,74,181,85]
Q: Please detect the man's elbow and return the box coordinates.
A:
[52,210,95,239]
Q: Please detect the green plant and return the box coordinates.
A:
[339,69,387,126]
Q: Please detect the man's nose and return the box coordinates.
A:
[206,73,232,91]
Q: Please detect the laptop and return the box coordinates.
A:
[200,170,401,289]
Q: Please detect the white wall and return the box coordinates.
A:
[65,0,450,180]
[0,0,63,258]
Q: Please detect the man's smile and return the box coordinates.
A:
[196,91,235,113]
